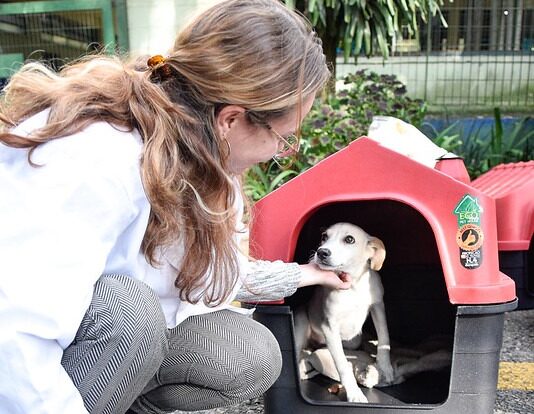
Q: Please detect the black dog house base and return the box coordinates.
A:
[254,300,516,414]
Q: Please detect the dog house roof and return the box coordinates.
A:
[471,161,534,251]
[250,137,516,305]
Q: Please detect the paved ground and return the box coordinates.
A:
[494,308,534,414]
[174,308,534,414]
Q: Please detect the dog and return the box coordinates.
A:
[295,223,395,403]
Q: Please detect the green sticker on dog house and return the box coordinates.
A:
[454,194,484,269]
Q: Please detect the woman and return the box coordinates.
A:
[0,1,349,413]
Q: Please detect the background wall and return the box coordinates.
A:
[126,0,219,55]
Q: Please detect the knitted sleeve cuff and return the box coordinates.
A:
[235,260,301,302]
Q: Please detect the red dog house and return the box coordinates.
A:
[471,161,534,309]
[249,137,517,414]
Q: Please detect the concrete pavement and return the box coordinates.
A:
[494,308,534,414]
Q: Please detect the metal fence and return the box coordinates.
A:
[337,0,533,112]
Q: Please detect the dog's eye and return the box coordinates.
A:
[321,232,328,242]
[344,235,355,244]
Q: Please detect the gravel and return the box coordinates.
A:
[500,309,534,362]
[495,390,534,414]
[494,308,534,414]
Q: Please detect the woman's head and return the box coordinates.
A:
[215,95,316,173]
[151,0,330,172]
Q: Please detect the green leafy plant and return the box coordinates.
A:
[244,69,427,201]
[340,70,427,128]
[243,164,299,202]
[422,121,463,153]
[487,107,533,167]
[286,0,448,80]
[426,108,534,178]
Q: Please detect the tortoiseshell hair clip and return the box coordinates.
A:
[147,54,172,79]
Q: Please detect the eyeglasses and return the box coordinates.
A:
[266,125,300,159]
[244,110,300,168]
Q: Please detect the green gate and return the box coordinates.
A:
[0,0,128,79]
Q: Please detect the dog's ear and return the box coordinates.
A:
[367,237,386,271]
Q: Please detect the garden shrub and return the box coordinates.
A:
[424,108,534,178]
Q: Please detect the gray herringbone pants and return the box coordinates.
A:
[61,274,282,414]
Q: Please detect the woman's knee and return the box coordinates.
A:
[205,312,282,401]
[225,320,282,400]
[88,274,168,361]
[135,311,281,411]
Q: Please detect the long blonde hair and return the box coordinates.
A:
[0,0,330,305]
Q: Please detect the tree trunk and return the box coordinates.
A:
[322,31,338,96]
[319,6,342,97]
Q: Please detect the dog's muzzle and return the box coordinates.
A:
[316,247,332,266]
[315,249,350,282]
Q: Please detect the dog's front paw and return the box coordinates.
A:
[345,386,368,403]
[378,360,395,384]
[357,364,380,388]
[377,350,395,384]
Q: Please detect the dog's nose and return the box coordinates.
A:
[317,248,331,260]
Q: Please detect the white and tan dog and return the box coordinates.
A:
[295,223,395,403]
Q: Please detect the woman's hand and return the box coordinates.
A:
[297,263,352,290]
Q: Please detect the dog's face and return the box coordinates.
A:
[313,223,386,275]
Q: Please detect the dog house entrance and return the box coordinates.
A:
[287,199,456,406]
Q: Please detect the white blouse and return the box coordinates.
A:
[0,110,300,414]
